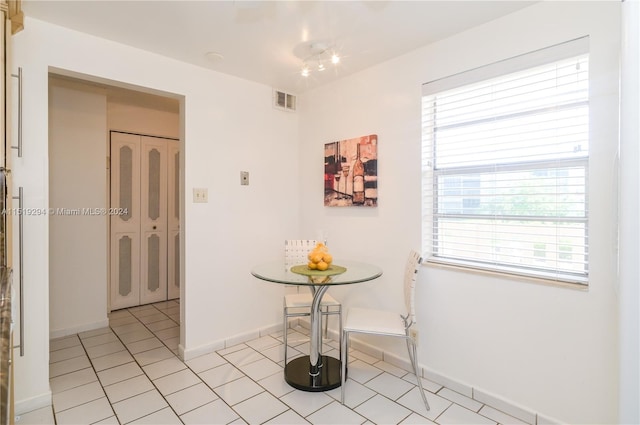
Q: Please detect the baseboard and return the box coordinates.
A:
[259,323,282,338]
[184,319,560,425]
[14,390,52,416]
[181,322,281,361]
[471,386,537,424]
[535,413,564,425]
[49,318,110,340]
[295,319,556,425]
[181,339,226,361]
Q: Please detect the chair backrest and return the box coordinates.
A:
[284,240,317,269]
[403,250,423,325]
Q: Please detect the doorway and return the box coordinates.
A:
[48,74,183,339]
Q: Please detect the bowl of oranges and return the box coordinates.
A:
[289,243,346,280]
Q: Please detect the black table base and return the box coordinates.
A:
[284,355,342,392]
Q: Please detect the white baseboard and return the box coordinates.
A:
[471,386,537,424]
[49,319,109,340]
[294,319,556,425]
[181,338,226,361]
[181,322,282,361]
[259,323,282,337]
[14,391,52,416]
[341,333,540,424]
[224,328,261,348]
[535,413,564,425]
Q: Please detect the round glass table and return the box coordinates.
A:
[251,260,383,392]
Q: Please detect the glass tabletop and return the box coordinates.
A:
[251,260,383,286]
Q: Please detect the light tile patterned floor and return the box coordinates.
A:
[16,300,528,424]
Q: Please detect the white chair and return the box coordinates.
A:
[340,250,430,410]
[283,240,342,365]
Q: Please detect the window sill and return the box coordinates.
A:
[423,258,589,291]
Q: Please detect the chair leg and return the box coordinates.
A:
[338,308,343,364]
[340,330,348,404]
[320,307,341,356]
[406,338,416,371]
[319,307,328,358]
[408,339,430,411]
[283,310,288,366]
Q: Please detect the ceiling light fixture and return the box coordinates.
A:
[295,41,341,78]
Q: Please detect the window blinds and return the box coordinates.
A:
[421,38,590,283]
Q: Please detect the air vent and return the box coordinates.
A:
[273,89,296,112]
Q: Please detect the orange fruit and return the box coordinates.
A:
[316,261,329,271]
[311,254,323,263]
[308,261,318,270]
[322,253,333,264]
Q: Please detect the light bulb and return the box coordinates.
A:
[318,62,325,71]
[301,66,310,77]
[331,54,340,64]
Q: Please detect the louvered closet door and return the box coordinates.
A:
[167,140,180,300]
[140,137,168,305]
[111,133,178,309]
[110,132,141,310]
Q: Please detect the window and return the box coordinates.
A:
[421,38,589,284]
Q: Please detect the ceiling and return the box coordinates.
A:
[22,1,536,94]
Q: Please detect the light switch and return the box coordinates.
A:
[240,171,249,186]
[193,188,208,203]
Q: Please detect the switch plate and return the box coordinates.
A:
[193,188,208,203]
[240,171,249,186]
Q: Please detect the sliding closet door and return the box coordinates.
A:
[167,140,180,300]
[140,136,168,305]
[110,132,141,310]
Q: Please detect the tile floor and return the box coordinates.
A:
[16,300,527,424]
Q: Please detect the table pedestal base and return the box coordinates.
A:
[284,355,341,392]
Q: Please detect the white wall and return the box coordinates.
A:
[108,90,179,139]
[12,17,299,414]
[49,77,108,338]
[298,2,621,423]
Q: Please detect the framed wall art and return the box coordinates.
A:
[324,134,378,207]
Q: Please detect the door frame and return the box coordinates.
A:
[46,69,186,357]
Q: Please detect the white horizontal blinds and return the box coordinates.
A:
[421,40,589,283]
